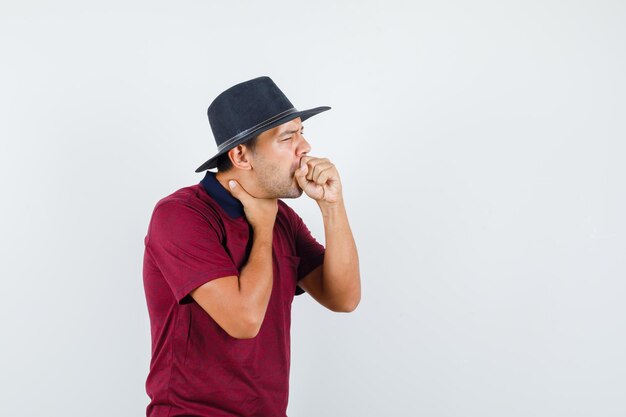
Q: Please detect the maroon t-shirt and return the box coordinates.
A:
[143,172,325,417]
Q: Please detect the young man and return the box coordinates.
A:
[143,76,360,417]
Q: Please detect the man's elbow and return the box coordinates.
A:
[225,314,264,339]
[331,295,361,313]
[228,327,259,339]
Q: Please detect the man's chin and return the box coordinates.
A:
[282,187,304,199]
[281,176,304,198]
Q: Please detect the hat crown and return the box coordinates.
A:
[208,76,294,145]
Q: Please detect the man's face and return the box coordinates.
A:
[249,117,311,199]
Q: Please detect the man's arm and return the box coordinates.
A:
[190,227,273,339]
[191,180,277,339]
[295,157,361,312]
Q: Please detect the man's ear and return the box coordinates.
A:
[228,145,253,170]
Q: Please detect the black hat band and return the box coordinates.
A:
[216,107,298,153]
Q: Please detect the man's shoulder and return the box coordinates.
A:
[146,184,227,245]
[156,183,199,204]
[151,183,220,220]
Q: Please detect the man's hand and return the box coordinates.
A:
[294,156,360,312]
[228,180,278,231]
[295,156,343,205]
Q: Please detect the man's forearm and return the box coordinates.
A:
[319,201,361,311]
[237,227,274,328]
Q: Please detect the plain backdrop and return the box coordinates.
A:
[1,1,625,416]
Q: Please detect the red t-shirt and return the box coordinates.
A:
[143,172,325,417]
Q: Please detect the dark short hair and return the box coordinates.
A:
[216,135,260,172]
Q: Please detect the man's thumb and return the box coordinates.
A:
[295,164,308,188]
[228,180,249,202]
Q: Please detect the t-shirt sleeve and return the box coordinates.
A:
[145,201,239,304]
[292,211,325,296]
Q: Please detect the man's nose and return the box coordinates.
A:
[298,136,311,156]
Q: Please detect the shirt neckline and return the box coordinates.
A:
[200,171,244,218]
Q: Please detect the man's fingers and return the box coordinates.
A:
[297,159,336,186]
[315,166,333,186]
[295,165,309,188]
[303,158,330,181]
[307,162,334,182]
[228,180,252,203]
[299,156,314,169]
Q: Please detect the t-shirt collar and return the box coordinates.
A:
[200,171,244,218]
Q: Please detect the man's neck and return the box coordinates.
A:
[215,170,263,198]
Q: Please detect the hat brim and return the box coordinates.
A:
[194,106,331,173]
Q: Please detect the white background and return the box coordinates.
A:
[1,1,625,416]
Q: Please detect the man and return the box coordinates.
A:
[143,76,360,417]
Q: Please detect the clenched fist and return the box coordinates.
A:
[295,156,343,205]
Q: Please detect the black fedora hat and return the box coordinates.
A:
[195,76,330,172]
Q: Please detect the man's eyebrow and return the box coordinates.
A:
[279,126,304,137]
